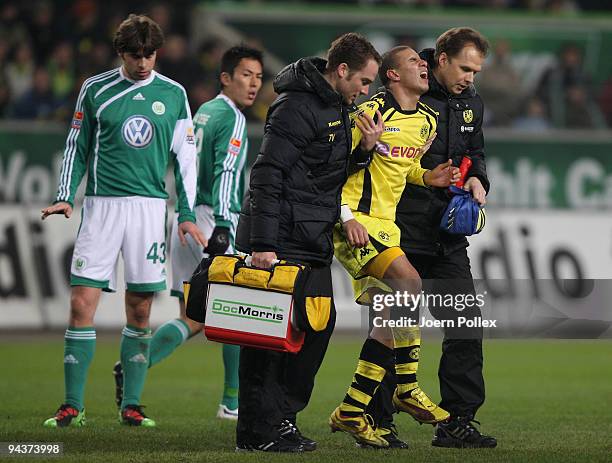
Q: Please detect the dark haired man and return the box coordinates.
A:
[112,45,264,421]
[42,14,206,428]
[234,32,381,452]
[367,27,497,449]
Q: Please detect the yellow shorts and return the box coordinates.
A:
[333,212,404,281]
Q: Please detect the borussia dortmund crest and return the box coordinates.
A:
[378,231,390,242]
[463,109,473,123]
[420,123,429,140]
[409,347,420,360]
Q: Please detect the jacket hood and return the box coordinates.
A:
[420,48,476,99]
[273,57,342,105]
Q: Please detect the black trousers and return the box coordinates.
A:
[236,266,336,445]
[367,246,485,424]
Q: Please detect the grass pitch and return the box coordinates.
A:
[1,335,611,462]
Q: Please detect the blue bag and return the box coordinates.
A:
[440,186,486,236]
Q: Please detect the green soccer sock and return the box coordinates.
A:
[148,319,191,368]
[64,327,96,411]
[221,344,240,410]
[120,325,152,409]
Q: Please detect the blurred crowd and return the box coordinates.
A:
[0,0,272,122]
[1,0,611,129]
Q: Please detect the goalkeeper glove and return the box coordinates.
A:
[204,226,230,255]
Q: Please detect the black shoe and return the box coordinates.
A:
[432,416,497,448]
[113,361,123,409]
[235,436,305,453]
[356,423,409,449]
[279,419,317,451]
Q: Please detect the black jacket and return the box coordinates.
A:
[235,57,352,265]
[396,48,490,256]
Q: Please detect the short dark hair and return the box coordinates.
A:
[113,14,164,56]
[435,27,489,61]
[327,32,382,73]
[379,46,412,87]
[219,45,264,88]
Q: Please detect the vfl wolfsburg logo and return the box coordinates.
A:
[122,115,154,148]
[75,257,86,270]
[212,299,284,323]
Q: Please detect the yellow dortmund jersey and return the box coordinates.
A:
[342,90,438,221]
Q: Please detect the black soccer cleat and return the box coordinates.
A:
[113,361,123,409]
[278,419,317,451]
[235,436,306,453]
[432,416,497,448]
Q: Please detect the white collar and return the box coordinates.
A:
[119,66,156,85]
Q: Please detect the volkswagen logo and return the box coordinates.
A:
[122,115,154,149]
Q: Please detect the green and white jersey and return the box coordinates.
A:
[193,93,248,228]
[56,67,197,223]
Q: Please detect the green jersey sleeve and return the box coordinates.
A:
[171,92,197,223]
[55,79,96,207]
[210,109,246,228]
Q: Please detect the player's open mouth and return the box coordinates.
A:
[420,71,428,80]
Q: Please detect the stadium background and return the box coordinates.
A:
[0,1,611,461]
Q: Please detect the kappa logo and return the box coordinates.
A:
[132,92,145,101]
[463,109,473,123]
[122,115,154,148]
[359,247,372,259]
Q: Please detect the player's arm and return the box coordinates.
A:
[42,83,95,220]
[464,96,489,204]
[171,92,206,246]
[206,109,243,255]
[249,97,316,257]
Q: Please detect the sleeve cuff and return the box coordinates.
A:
[178,212,196,224]
[340,204,355,223]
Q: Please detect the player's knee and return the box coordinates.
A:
[69,294,95,324]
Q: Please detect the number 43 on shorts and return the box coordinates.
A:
[146,242,166,264]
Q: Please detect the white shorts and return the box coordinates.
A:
[170,204,238,298]
[70,196,167,292]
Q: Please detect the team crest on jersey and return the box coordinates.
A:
[152,101,165,115]
[463,109,473,123]
[409,347,420,360]
[420,123,429,140]
[122,115,154,149]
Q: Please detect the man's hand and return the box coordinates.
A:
[423,160,461,187]
[178,221,207,247]
[41,202,73,220]
[343,219,369,248]
[204,226,230,255]
[421,131,437,155]
[251,251,278,269]
[356,110,384,152]
[464,177,487,205]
